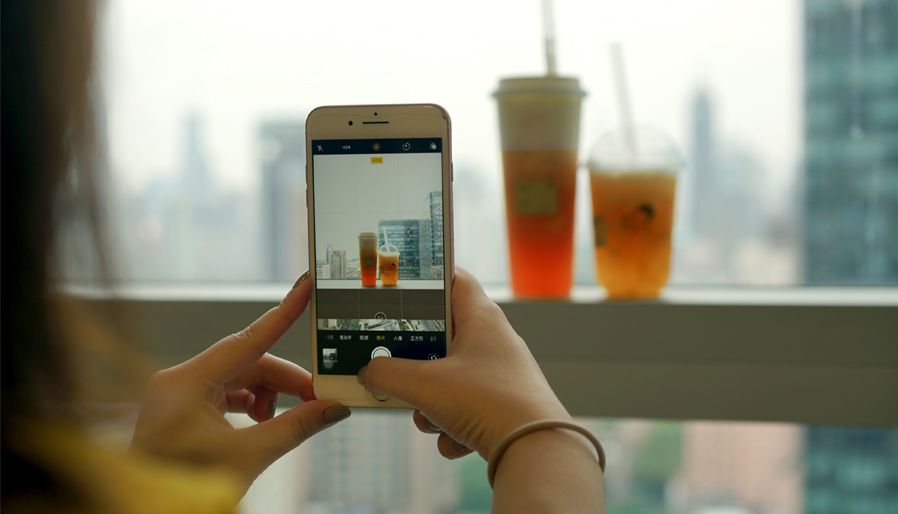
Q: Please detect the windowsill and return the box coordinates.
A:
[65,283,898,427]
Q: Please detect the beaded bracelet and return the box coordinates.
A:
[486,419,607,489]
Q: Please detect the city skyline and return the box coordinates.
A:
[103,0,809,288]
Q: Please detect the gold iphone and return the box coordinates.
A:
[305,104,453,407]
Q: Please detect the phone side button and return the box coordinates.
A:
[450,162,454,182]
[372,393,390,402]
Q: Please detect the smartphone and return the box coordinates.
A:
[305,104,453,408]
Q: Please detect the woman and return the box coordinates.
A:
[1,2,605,512]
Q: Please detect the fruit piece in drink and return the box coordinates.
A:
[589,170,677,300]
[503,149,578,299]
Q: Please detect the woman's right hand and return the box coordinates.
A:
[358,267,573,460]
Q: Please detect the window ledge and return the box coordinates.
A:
[65,284,898,427]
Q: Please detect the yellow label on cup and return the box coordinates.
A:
[514,180,557,215]
[371,157,383,164]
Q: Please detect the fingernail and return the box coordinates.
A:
[454,441,471,453]
[293,271,310,289]
[426,420,441,432]
[324,405,351,427]
[267,400,277,420]
[356,365,368,388]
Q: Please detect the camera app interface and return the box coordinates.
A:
[312,138,446,375]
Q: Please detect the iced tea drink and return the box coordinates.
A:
[494,76,585,299]
[358,232,378,287]
[503,150,578,298]
[378,244,399,286]
[590,170,677,299]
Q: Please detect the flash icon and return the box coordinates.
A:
[373,143,381,151]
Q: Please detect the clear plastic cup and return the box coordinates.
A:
[587,126,683,300]
[493,76,586,300]
[378,243,400,286]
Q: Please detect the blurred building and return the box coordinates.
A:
[327,249,346,279]
[804,427,898,514]
[378,219,421,279]
[675,88,771,284]
[677,422,803,514]
[116,114,258,282]
[260,121,308,281]
[803,0,898,284]
[418,190,444,279]
[452,164,507,284]
[691,88,717,241]
[305,412,456,513]
[803,3,898,513]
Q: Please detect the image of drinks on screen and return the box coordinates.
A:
[312,141,447,374]
[312,143,445,318]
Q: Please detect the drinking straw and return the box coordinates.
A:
[543,0,557,76]
[610,43,637,159]
[382,226,389,248]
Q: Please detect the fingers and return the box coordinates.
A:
[245,400,351,461]
[451,267,502,327]
[413,410,441,434]
[188,272,312,383]
[437,432,474,460]
[220,387,279,422]
[358,357,431,409]
[224,354,316,402]
[411,410,473,460]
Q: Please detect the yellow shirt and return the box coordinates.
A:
[9,420,242,514]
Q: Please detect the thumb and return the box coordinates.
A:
[244,399,351,461]
[360,357,430,409]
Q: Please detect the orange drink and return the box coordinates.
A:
[358,232,378,287]
[590,170,677,299]
[378,245,399,286]
[503,150,578,298]
[494,76,585,299]
[587,126,683,300]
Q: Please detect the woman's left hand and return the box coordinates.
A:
[131,272,349,496]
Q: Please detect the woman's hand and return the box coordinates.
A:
[131,272,350,496]
[358,267,572,461]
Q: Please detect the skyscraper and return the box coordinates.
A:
[804,427,898,514]
[328,249,346,279]
[260,121,308,281]
[803,2,898,512]
[678,88,768,284]
[418,190,444,279]
[803,0,898,284]
[378,219,421,279]
[691,88,717,241]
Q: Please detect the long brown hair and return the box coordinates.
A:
[2,0,110,507]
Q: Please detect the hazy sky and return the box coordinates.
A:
[101,0,801,196]
[313,153,442,262]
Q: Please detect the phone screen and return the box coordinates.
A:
[311,137,448,376]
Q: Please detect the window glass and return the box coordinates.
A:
[223,412,898,514]
[100,0,896,286]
